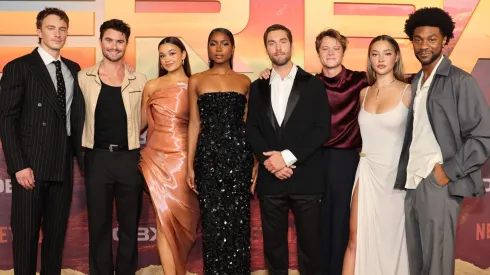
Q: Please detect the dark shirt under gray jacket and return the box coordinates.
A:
[395,56,490,197]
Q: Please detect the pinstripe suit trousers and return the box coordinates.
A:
[10,141,73,275]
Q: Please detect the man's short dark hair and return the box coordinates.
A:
[263,24,293,47]
[36,7,69,43]
[100,19,131,40]
[404,7,455,45]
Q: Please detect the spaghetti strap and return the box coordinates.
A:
[400,84,410,102]
[401,84,409,99]
[362,86,370,106]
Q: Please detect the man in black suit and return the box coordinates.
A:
[0,8,84,275]
[246,24,331,275]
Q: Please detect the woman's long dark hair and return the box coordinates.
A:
[158,37,191,77]
[207,28,235,69]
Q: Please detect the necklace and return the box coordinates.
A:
[374,78,396,99]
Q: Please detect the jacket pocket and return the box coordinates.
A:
[426,169,446,189]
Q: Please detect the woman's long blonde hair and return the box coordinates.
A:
[366,35,405,85]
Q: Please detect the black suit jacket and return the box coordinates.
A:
[246,67,331,195]
[0,48,85,181]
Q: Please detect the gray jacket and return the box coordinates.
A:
[395,56,490,197]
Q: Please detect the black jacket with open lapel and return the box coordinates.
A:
[246,67,331,195]
[0,48,85,181]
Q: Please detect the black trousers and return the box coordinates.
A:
[259,193,322,275]
[11,148,73,275]
[318,148,359,275]
[84,148,144,275]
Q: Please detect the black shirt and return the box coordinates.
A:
[94,81,128,147]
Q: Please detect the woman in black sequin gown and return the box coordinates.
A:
[186,28,258,274]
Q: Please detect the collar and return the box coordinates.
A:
[419,55,444,89]
[37,46,61,65]
[316,65,346,83]
[434,54,452,76]
[269,64,298,85]
[85,61,136,85]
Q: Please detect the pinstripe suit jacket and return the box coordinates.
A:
[0,48,85,181]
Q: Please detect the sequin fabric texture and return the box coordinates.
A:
[195,91,254,275]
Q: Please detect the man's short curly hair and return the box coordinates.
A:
[404,7,455,45]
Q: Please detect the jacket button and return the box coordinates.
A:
[42,122,47,126]
[38,103,42,107]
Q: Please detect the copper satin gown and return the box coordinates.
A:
[139,82,200,272]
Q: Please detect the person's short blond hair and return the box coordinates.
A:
[315,29,348,53]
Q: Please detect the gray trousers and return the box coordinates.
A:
[405,171,464,275]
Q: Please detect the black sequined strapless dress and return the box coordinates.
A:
[195,91,254,275]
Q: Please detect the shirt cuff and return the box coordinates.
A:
[281,150,297,167]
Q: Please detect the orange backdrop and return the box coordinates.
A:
[0,0,489,274]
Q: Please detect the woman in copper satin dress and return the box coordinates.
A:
[139,37,200,275]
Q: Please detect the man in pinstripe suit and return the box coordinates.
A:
[0,8,85,275]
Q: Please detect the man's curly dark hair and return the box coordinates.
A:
[404,7,455,45]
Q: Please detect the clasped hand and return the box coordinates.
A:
[263,151,295,180]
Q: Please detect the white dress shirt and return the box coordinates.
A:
[269,65,298,167]
[37,46,74,136]
[405,56,445,189]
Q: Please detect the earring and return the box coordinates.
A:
[182,60,184,65]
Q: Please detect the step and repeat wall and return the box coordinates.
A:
[0,0,489,274]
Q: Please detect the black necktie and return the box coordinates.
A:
[53,60,66,121]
